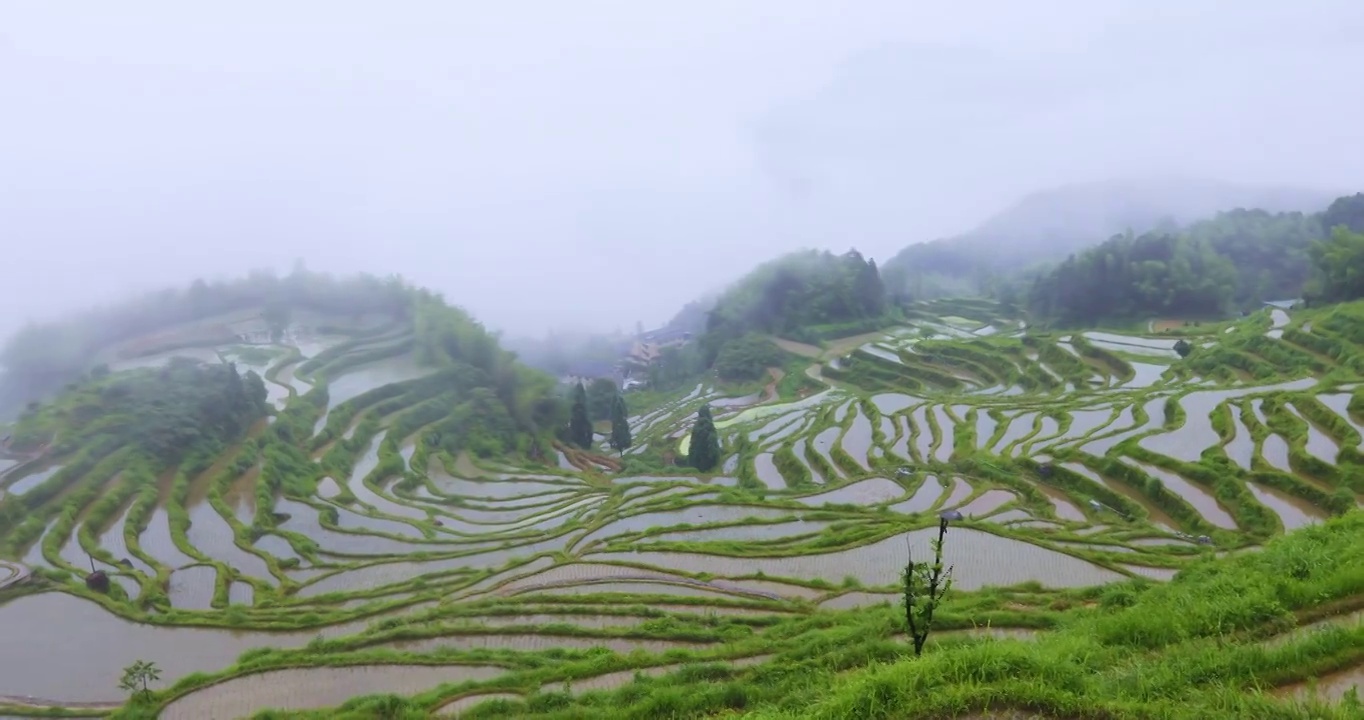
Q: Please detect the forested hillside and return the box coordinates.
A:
[1026,193,1364,325]
[701,249,888,357]
[0,270,565,452]
[880,177,1336,301]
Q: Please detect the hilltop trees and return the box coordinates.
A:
[586,377,618,421]
[1028,232,1238,324]
[568,382,593,448]
[1305,227,1364,305]
[712,334,786,382]
[700,249,891,365]
[609,394,632,453]
[8,358,269,467]
[687,405,720,472]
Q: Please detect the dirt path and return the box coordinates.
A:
[769,336,821,359]
[760,367,785,403]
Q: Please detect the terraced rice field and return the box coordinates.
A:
[3,301,1362,718]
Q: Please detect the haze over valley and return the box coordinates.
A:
[6,3,1364,720]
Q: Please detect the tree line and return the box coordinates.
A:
[1026,193,1364,324]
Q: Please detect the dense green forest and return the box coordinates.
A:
[700,249,889,362]
[10,358,269,466]
[878,178,1336,302]
[1025,193,1364,325]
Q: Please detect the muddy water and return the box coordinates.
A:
[763,416,810,447]
[872,393,917,414]
[329,498,428,538]
[275,498,431,556]
[1021,416,1059,456]
[1286,404,1340,464]
[644,519,830,544]
[861,344,903,364]
[319,356,432,413]
[96,503,156,576]
[812,427,845,479]
[879,415,896,440]
[429,463,574,499]
[975,411,998,449]
[169,565,218,609]
[295,556,474,597]
[161,663,506,720]
[1119,459,1237,529]
[991,412,1036,455]
[1319,394,1364,446]
[1260,433,1293,473]
[223,579,253,606]
[141,507,197,570]
[1246,482,1326,530]
[841,410,874,469]
[1053,407,1114,446]
[389,633,698,655]
[579,505,791,547]
[1082,398,1162,456]
[940,477,974,508]
[796,478,903,506]
[1121,362,1169,389]
[0,593,379,703]
[317,476,342,498]
[185,502,276,583]
[833,399,855,423]
[932,406,955,461]
[345,438,428,520]
[749,412,803,443]
[5,464,64,496]
[1224,406,1255,470]
[790,438,819,484]
[1036,486,1086,522]
[891,477,942,513]
[1147,380,1320,463]
[1061,463,1179,532]
[590,527,1125,590]
[1083,332,1179,350]
[520,581,753,600]
[221,466,258,523]
[956,490,1016,517]
[753,454,785,490]
[1267,308,1290,338]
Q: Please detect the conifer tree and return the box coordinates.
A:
[687,404,720,471]
[609,394,632,453]
[569,382,593,448]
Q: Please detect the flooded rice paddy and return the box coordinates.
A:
[1,310,1354,716]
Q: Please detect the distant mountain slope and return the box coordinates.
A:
[880,176,1338,298]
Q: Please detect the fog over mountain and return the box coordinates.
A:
[2,1,1362,340]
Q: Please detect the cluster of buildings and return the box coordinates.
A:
[560,327,693,392]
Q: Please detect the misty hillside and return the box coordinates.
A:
[880,176,1338,298]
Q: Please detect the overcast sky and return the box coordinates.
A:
[2,1,1362,338]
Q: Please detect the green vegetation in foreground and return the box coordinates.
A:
[98,513,1364,720]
